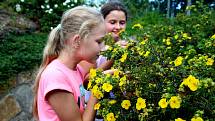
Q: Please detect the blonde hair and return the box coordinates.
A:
[33,6,104,120]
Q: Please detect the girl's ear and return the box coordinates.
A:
[69,34,81,49]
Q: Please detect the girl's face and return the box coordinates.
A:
[78,23,106,63]
[105,10,126,42]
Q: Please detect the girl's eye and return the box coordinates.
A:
[96,39,103,44]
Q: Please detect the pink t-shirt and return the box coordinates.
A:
[37,59,86,121]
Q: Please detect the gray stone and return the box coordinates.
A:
[16,69,37,85]
[0,9,37,38]
[0,95,21,121]
[12,84,33,113]
[10,111,33,121]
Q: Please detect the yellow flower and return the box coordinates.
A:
[144,51,150,57]
[108,46,113,51]
[170,68,174,71]
[182,75,199,91]
[182,33,191,39]
[119,75,126,86]
[106,113,116,121]
[105,73,111,78]
[191,117,204,121]
[136,97,146,110]
[132,23,143,29]
[174,56,183,66]
[109,100,117,105]
[158,98,168,108]
[182,33,188,38]
[174,34,179,39]
[92,85,98,93]
[92,86,104,99]
[166,41,171,45]
[89,69,96,79]
[94,103,100,110]
[95,77,102,83]
[87,81,92,89]
[102,83,113,92]
[113,69,120,78]
[211,34,215,39]
[121,100,131,110]
[140,40,145,45]
[93,90,104,99]
[166,37,171,45]
[137,47,144,55]
[175,118,186,121]
[120,53,128,62]
[206,58,214,65]
[169,96,181,109]
[188,77,199,91]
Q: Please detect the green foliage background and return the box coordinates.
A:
[0,33,47,91]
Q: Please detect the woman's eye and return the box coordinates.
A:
[120,21,126,25]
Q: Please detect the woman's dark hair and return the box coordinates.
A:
[101,2,128,20]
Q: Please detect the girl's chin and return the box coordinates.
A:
[87,56,98,64]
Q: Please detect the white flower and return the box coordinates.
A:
[46,5,50,9]
[63,2,67,6]
[15,4,21,12]
[48,9,53,14]
[20,0,25,2]
[54,4,58,8]
[41,5,45,9]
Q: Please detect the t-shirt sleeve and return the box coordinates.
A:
[41,69,74,100]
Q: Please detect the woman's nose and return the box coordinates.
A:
[115,23,121,30]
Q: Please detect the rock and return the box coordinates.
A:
[10,111,34,121]
[0,9,38,39]
[12,84,33,113]
[0,95,21,121]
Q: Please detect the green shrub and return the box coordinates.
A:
[0,33,47,91]
[88,3,215,121]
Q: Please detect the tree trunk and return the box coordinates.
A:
[167,0,171,18]
[186,0,192,15]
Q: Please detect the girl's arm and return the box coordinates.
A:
[47,90,97,121]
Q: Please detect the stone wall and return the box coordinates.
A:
[0,8,38,121]
[0,70,36,121]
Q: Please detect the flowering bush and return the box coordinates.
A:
[88,3,215,121]
[11,0,85,32]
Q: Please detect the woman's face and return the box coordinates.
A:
[78,23,106,64]
[105,10,126,42]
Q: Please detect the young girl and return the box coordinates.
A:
[33,6,107,121]
[80,2,128,72]
[97,1,128,69]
